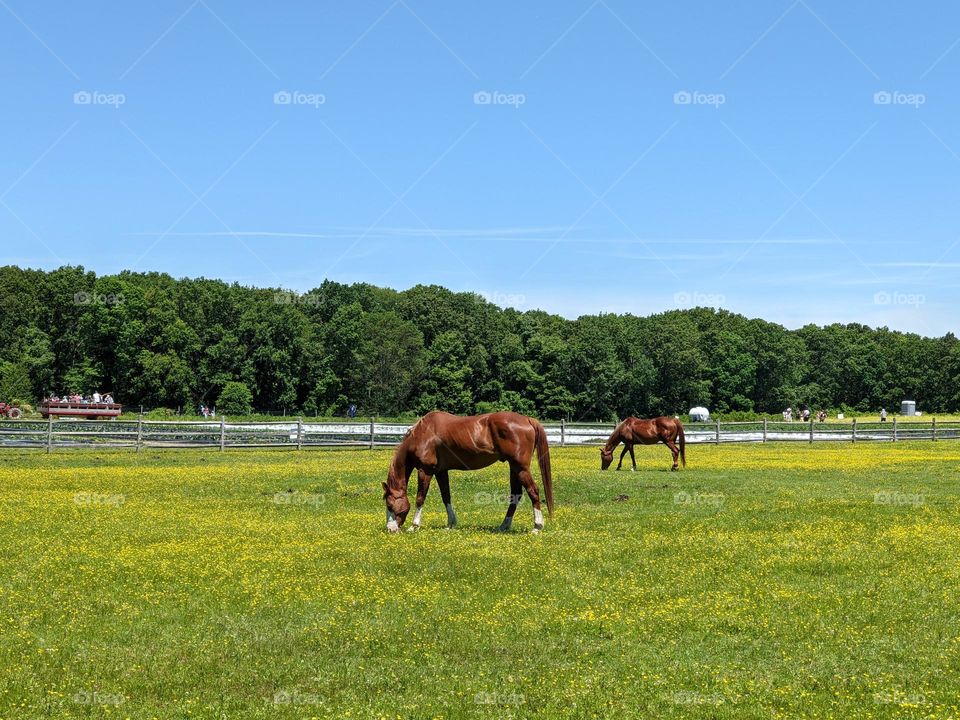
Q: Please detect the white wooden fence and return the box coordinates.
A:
[0,417,957,452]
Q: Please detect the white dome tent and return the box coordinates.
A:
[689,406,710,423]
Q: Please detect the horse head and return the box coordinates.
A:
[600,447,614,470]
[382,472,410,532]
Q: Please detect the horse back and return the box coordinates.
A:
[625,416,681,444]
[413,411,534,470]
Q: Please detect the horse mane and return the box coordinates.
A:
[404,415,428,438]
[386,428,414,490]
[603,419,627,452]
[390,414,433,484]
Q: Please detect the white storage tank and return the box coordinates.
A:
[901,400,916,416]
[689,406,710,423]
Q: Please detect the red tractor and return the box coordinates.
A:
[0,402,23,420]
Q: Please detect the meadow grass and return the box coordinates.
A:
[1,442,959,718]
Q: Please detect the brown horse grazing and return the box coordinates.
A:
[600,416,686,471]
[383,411,554,533]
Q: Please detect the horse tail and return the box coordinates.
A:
[677,420,686,468]
[534,421,555,517]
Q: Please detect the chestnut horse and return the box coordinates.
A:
[600,416,686,471]
[383,411,554,533]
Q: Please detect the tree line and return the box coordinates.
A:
[0,265,957,418]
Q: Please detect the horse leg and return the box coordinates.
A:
[629,445,637,471]
[663,439,680,471]
[509,461,544,533]
[410,469,432,531]
[497,470,524,532]
[436,470,457,528]
[617,445,629,470]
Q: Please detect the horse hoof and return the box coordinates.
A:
[407,525,420,533]
[531,527,542,535]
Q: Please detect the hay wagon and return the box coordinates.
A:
[40,401,123,420]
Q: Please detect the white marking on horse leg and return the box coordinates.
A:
[386,509,399,533]
[445,503,457,528]
[532,507,544,533]
[410,506,423,531]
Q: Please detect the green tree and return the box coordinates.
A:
[642,312,710,415]
[416,331,473,414]
[353,311,425,415]
[2,265,955,418]
[218,381,253,415]
[708,330,757,413]
[0,361,32,401]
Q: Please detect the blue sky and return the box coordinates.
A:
[1,1,957,335]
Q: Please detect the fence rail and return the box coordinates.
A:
[0,416,958,452]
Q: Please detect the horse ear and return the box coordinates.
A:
[382,481,389,492]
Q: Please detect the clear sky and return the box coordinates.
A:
[1,1,957,335]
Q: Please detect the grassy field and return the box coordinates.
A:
[2,443,959,719]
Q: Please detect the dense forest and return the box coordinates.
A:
[0,265,957,419]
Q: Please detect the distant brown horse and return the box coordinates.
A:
[383,411,554,533]
[600,416,686,471]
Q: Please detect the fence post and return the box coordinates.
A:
[46,413,53,454]
[762,418,767,443]
[809,419,814,444]
[715,420,720,445]
[219,416,226,452]
[932,417,937,441]
[560,418,565,447]
[893,416,898,442]
[297,416,303,450]
[369,417,375,450]
[136,414,143,453]
[852,417,857,443]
